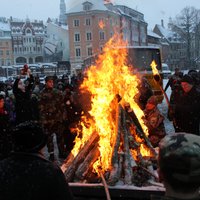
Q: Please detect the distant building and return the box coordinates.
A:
[66,0,121,72]
[153,21,186,70]
[59,0,67,25]
[0,18,14,67]
[66,0,148,73]
[10,17,46,65]
[114,5,148,46]
[44,22,69,62]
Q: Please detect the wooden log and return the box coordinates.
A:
[126,109,157,157]
[108,104,122,185]
[121,109,133,185]
[75,143,100,180]
[63,131,100,182]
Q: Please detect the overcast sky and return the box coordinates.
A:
[0,0,200,29]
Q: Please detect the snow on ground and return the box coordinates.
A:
[158,79,175,135]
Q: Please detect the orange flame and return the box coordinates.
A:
[151,60,161,79]
[99,19,105,29]
[71,34,151,174]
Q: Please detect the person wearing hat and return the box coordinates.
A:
[39,76,66,161]
[151,132,200,200]
[0,121,74,200]
[143,95,166,147]
[172,74,200,135]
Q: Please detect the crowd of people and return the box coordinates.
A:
[0,64,83,161]
[0,64,200,199]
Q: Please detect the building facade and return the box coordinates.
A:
[0,18,14,67]
[44,22,69,62]
[153,23,186,70]
[67,0,121,72]
[10,18,46,65]
[66,0,148,73]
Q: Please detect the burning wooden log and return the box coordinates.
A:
[62,104,158,187]
[121,108,133,185]
[63,131,99,182]
[108,104,122,185]
[75,142,100,181]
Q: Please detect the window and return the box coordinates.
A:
[83,2,92,11]
[6,50,9,55]
[75,48,81,57]
[87,47,93,56]
[86,18,91,26]
[0,50,3,55]
[86,32,92,41]
[74,19,80,27]
[99,31,105,40]
[74,33,80,42]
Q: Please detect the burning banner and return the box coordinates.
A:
[61,34,158,186]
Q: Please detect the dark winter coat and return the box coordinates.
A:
[174,86,200,135]
[13,76,34,124]
[0,153,74,200]
[0,109,12,160]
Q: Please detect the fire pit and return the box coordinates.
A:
[61,35,164,198]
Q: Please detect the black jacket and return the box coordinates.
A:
[0,153,74,200]
[13,76,34,124]
[174,86,200,135]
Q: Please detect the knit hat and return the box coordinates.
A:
[12,121,47,153]
[159,133,200,184]
[147,95,158,106]
[181,74,194,85]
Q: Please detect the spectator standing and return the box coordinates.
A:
[173,74,200,135]
[0,121,73,200]
[13,68,34,124]
[39,76,66,161]
[151,132,200,200]
[143,95,166,147]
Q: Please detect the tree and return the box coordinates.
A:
[168,6,200,68]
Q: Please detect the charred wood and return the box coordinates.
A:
[63,132,99,182]
[75,143,100,180]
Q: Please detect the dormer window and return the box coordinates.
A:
[26,28,32,35]
[83,1,93,11]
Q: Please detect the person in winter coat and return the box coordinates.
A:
[0,121,74,200]
[172,74,200,135]
[13,70,34,124]
[39,76,66,161]
[143,95,166,147]
[0,94,13,160]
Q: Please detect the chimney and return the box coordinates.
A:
[161,19,164,27]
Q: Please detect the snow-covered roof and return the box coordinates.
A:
[67,0,109,14]
[0,22,10,31]
[156,24,173,38]
[155,24,182,43]
[147,30,161,38]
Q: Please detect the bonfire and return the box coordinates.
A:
[61,34,160,187]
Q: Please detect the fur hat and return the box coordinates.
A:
[147,95,158,106]
[181,75,194,85]
[12,121,47,153]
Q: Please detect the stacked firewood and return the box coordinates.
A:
[62,102,158,187]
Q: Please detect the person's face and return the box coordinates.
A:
[146,103,156,110]
[18,80,25,91]
[0,98,4,109]
[181,82,193,93]
[46,80,54,89]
